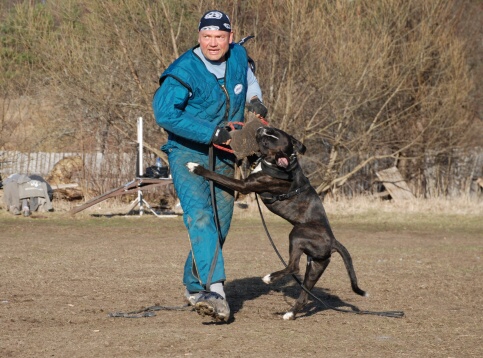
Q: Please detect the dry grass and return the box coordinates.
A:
[322,195,483,217]
[45,193,483,218]
[4,189,480,223]
[232,194,483,219]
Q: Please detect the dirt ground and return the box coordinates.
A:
[0,203,481,358]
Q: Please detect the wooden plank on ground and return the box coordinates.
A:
[51,183,79,190]
[376,167,415,201]
[69,178,172,215]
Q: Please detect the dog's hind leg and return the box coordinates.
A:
[283,257,330,320]
[262,238,304,284]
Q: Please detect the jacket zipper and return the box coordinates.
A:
[221,84,230,122]
[192,47,231,123]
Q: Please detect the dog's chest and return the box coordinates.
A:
[251,162,262,173]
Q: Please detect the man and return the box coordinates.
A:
[152,10,267,322]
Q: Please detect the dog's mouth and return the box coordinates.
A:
[276,155,289,168]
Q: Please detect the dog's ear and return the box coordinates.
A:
[291,136,307,155]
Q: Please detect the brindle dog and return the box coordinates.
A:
[187,126,366,320]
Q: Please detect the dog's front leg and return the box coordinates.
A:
[262,241,304,284]
[262,226,307,286]
[186,162,263,195]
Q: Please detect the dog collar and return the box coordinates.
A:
[259,183,311,204]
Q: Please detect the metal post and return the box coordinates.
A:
[138,188,144,216]
[137,117,143,177]
[137,117,144,216]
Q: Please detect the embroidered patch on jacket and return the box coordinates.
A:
[234,84,243,95]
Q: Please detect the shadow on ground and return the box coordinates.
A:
[225,275,361,321]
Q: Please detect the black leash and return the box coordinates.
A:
[255,194,405,318]
[108,304,193,318]
[205,145,224,290]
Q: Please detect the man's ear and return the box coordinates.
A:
[291,136,307,155]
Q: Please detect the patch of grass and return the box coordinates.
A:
[329,210,481,235]
[1,195,481,236]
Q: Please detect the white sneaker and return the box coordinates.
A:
[184,290,202,306]
[194,291,230,322]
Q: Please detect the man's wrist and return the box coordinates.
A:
[247,97,268,118]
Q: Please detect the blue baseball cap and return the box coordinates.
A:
[199,10,232,32]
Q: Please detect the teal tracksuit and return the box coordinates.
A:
[153,43,249,292]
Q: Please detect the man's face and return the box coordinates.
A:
[198,30,233,62]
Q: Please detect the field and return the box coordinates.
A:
[0,198,482,358]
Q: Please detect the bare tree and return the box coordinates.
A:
[1,0,479,197]
[243,0,475,195]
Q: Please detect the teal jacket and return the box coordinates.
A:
[153,43,249,150]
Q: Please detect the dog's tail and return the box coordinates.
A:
[333,240,367,297]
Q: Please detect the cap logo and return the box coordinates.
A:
[204,11,223,20]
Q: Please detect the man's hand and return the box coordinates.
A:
[211,127,232,145]
[247,97,268,119]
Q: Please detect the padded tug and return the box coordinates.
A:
[187,126,366,320]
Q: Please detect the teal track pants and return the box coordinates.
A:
[167,146,235,293]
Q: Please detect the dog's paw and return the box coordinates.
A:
[262,274,271,284]
[186,162,199,173]
[283,312,295,320]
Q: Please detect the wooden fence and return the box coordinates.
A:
[0,149,159,195]
[1,147,481,198]
[1,151,103,177]
[336,147,482,198]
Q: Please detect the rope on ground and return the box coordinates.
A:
[108,304,193,318]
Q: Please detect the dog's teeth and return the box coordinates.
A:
[283,312,295,320]
[262,274,271,284]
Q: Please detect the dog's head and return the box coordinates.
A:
[255,126,306,168]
